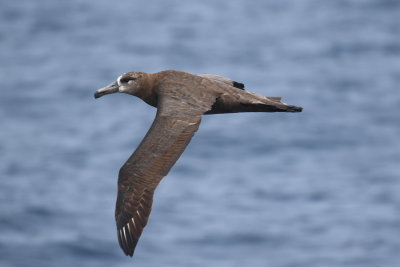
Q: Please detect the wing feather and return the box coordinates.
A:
[115,89,217,256]
[198,73,245,90]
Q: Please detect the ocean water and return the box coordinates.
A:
[1,0,400,266]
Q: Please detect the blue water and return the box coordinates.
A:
[1,0,400,266]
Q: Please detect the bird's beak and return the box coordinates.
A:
[94,82,119,99]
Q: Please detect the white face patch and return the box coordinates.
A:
[116,73,139,94]
[117,75,124,86]
[117,74,128,92]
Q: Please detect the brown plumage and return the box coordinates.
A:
[94,70,302,257]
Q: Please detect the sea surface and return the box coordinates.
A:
[1,0,400,266]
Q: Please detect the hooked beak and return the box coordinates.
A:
[94,82,119,99]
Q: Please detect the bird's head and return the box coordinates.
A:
[94,72,143,99]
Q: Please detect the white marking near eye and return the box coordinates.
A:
[117,75,123,86]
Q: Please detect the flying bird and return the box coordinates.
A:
[94,70,302,256]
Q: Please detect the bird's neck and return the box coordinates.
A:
[136,73,158,107]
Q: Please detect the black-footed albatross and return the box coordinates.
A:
[94,70,302,257]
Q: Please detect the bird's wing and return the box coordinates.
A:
[198,73,245,90]
[115,89,217,256]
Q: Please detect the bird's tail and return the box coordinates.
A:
[241,97,303,113]
[205,89,303,114]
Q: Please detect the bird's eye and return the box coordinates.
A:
[120,77,136,84]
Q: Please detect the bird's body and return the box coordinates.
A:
[94,70,302,256]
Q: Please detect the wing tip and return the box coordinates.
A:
[286,105,303,112]
[118,225,138,257]
[233,81,245,90]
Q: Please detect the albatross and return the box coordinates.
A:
[94,70,302,256]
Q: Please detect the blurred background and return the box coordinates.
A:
[1,0,400,266]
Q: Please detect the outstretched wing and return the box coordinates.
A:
[115,89,217,256]
[198,73,245,90]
